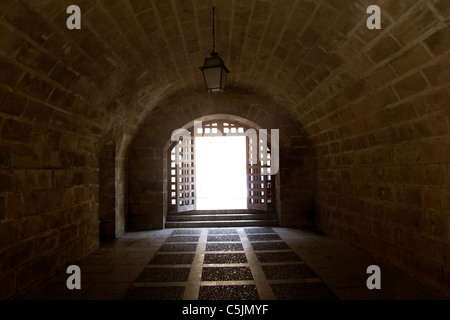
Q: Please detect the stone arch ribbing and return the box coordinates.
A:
[126,90,315,230]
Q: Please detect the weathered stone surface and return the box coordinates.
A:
[393,72,429,99]
[367,36,402,63]
[0,87,26,117]
[390,44,432,76]
[0,171,16,192]
[0,0,449,300]
[0,59,23,87]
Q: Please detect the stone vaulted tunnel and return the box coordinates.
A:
[0,0,449,299]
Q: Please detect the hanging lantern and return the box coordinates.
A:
[199,7,230,94]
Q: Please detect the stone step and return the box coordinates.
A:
[167,210,274,215]
[165,210,278,228]
[166,213,276,221]
[165,219,279,228]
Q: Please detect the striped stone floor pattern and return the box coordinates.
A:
[122,227,338,300]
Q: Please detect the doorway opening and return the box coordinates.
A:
[167,119,275,214]
[195,135,247,210]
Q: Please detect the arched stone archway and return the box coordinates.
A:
[125,89,315,231]
[163,114,281,226]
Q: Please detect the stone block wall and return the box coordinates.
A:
[0,0,449,299]
[0,2,137,298]
[0,102,100,298]
[300,2,450,294]
[98,140,115,239]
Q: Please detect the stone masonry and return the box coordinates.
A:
[0,0,449,299]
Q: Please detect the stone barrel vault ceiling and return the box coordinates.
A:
[1,0,449,143]
[1,0,450,299]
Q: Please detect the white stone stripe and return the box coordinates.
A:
[238,229,276,300]
[182,228,208,299]
[202,263,249,267]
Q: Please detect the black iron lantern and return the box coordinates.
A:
[199,7,230,94]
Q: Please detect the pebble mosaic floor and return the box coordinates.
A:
[122,227,337,300]
[24,226,447,300]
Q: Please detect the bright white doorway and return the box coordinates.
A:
[195,135,247,210]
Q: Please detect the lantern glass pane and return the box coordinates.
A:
[203,67,222,90]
